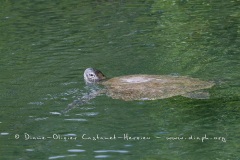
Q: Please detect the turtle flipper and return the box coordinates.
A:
[62,89,105,113]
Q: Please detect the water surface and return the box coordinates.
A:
[0,0,239,159]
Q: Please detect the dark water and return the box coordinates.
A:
[0,0,239,159]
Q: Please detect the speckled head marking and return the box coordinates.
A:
[84,68,106,84]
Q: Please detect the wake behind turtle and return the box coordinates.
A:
[64,68,214,112]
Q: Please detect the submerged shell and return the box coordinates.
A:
[102,75,214,101]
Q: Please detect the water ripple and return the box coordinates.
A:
[0,132,9,136]
[95,155,111,159]
[75,112,99,116]
[94,150,129,153]
[49,112,62,115]
[28,102,44,105]
[48,154,76,159]
[67,149,85,153]
[61,82,78,86]
[64,133,77,137]
[64,118,87,122]
[35,117,48,121]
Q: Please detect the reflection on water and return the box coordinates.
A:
[64,118,87,122]
[67,149,85,153]
[48,154,77,159]
[94,150,129,159]
[0,0,239,160]
[95,155,111,159]
[94,150,129,153]
[0,133,10,136]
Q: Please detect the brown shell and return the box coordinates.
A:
[102,75,214,101]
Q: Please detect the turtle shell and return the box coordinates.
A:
[102,75,214,101]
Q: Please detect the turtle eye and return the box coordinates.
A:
[89,74,94,77]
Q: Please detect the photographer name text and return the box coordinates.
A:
[15,133,150,141]
[13,133,226,142]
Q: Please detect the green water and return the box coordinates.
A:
[0,0,239,159]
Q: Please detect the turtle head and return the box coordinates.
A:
[84,68,106,84]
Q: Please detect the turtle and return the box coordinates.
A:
[64,68,214,112]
